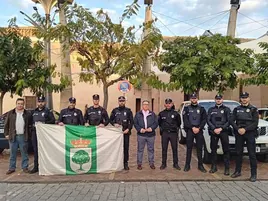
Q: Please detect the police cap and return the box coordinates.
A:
[215,94,223,99]
[92,94,100,100]
[190,93,197,99]
[240,92,249,98]
[69,97,76,103]
[118,96,126,101]
[165,98,172,104]
[37,96,45,102]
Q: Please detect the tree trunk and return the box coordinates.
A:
[196,88,200,98]
[184,93,190,101]
[103,84,109,110]
[0,92,6,115]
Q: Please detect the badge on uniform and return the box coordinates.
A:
[197,110,200,114]
[124,112,127,116]
[246,109,250,112]
[221,110,224,113]
[171,115,174,118]
[74,113,77,116]
[42,112,45,117]
[98,111,101,114]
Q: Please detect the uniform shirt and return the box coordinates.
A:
[84,106,109,126]
[158,108,181,133]
[110,106,134,133]
[183,104,207,130]
[59,108,84,125]
[32,107,55,127]
[230,104,259,132]
[207,104,231,131]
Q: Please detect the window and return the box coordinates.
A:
[24,96,36,109]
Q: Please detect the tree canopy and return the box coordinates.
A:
[150,34,254,99]
[42,1,162,109]
[0,22,69,114]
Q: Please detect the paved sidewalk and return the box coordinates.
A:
[3,181,268,201]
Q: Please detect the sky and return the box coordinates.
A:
[2,0,268,39]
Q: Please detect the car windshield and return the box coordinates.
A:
[184,101,240,112]
[258,110,268,121]
[199,101,240,112]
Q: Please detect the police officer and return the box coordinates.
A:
[158,98,181,170]
[110,96,134,170]
[30,96,55,174]
[230,92,258,182]
[183,93,207,173]
[84,94,109,127]
[207,94,231,175]
[58,97,84,126]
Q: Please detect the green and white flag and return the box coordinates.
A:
[36,124,123,175]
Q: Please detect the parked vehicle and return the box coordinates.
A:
[258,108,268,121]
[0,110,59,154]
[178,100,268,163]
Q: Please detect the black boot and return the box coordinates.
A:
[173,164,181,170]
[124,163,130,170]
[209,165,217,173]
[29,168,38,174]
[224,167,230,176]
[231,172,241,178]
[198,165,207,173]
[160,164,167,170]
[184,164,190,172]
[250,175,257,182]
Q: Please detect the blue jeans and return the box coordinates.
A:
[9,135,29,170]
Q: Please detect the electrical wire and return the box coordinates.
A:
[152,13,177,36]
[238,26,267,37]
[238,11,268,29]
[208,12,229,30]
[181,10,229,34]
[152,11,224,31]
[210,18,268,30]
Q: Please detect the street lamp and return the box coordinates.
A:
[230,0,241,5]
[144,0,153,5]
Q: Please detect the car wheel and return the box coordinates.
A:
[0,148,4,154]
[203,143,211,164]
[179,129,186,144]
[257,154,268,163]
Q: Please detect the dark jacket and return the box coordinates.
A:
[84,106,109,126]
[59,107,84,125]
[134,110,158,137]
[207,104,231,132]
[230,104,259,132]
[110,106,134,134]
[183,104,207,131]
[158,108,181,134]
[4,109,32,142]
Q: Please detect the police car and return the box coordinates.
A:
[179,100,268,163]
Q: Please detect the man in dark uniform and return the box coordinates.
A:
[58,97,84,126]
[183,93,207,173]
[110,96,134,170]
[158,98,181,170]
[230,92,259,182]
[207,94,231,175]
[84,94,109,127]
[30,96,55,174]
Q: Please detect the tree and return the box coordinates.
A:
[242,42,268,86]
[0,22,69,114]
[43,1,162,109]
[152,34,254,100]
[72,150,90,171]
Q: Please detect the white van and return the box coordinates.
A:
[178,100,268,163]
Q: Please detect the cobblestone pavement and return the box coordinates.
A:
[2,181,268,201]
